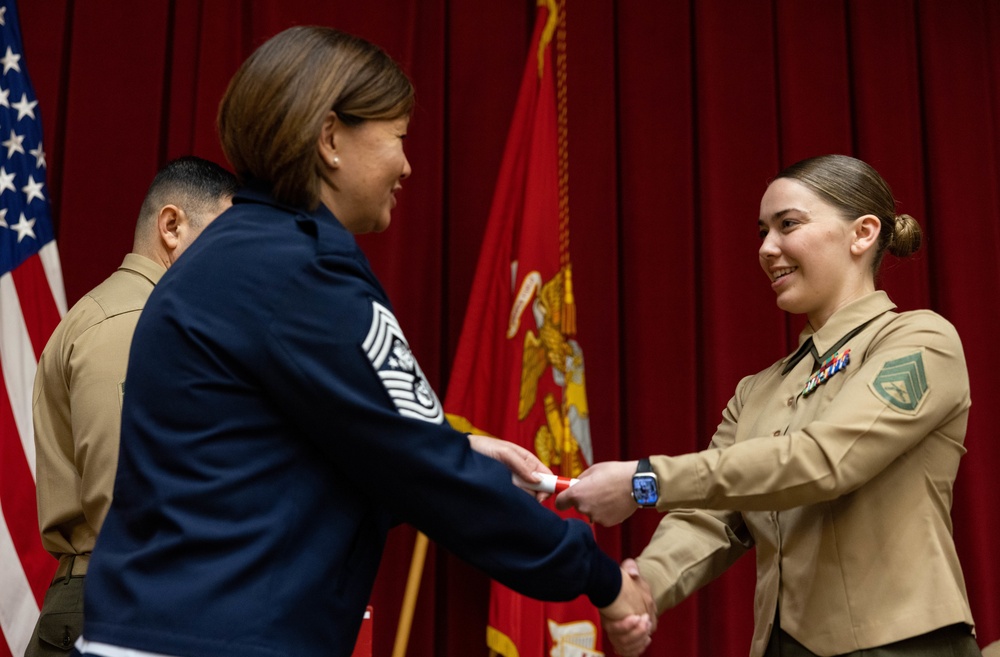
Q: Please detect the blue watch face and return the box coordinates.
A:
[633,475,658,506]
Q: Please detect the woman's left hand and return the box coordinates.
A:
[468,434,554,501]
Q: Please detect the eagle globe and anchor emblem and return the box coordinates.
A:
[509,264,601,657]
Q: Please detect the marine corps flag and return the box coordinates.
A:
[443,1,601,655]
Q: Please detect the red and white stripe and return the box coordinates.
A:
[0,240,65,657]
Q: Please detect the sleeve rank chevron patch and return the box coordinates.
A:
[362,300,444,424]
[869,351,928,413]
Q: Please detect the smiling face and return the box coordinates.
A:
[758,177,878,329]
[327,115,411,234]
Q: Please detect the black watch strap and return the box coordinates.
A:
[636,457,652,474]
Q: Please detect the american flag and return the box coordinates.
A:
[0,1,66,656]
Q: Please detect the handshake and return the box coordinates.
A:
[471,436,658,655]
[520,463,658,653]
[553,460,659,656]
[598,558,657,657]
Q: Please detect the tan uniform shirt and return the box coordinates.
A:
[33,253,164,563]
[637,291,975,656]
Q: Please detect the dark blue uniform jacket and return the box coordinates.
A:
[83,187,620,657]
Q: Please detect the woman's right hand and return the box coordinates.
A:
[555,460,639,526]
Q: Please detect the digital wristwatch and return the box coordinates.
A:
[631,457,659,507]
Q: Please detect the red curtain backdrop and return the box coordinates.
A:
[16,1,999,655]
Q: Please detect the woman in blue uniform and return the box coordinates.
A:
[75,26,653,657]
[557,155,981,657]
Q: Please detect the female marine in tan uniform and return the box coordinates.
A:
[557,155,981,657]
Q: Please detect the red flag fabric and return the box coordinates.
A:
[443,2,602,655]
[0,1,64,655]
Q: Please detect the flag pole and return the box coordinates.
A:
[391,530,429,657]
[389,415,486,655]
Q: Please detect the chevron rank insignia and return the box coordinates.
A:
[363,300,444,424]
[870,352,927,412]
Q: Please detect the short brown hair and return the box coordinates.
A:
[217,26,414,210]
[774,154,922,274]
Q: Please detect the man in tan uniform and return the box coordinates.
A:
[25,156,238,656]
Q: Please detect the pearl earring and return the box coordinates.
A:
[331,156,340,167]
